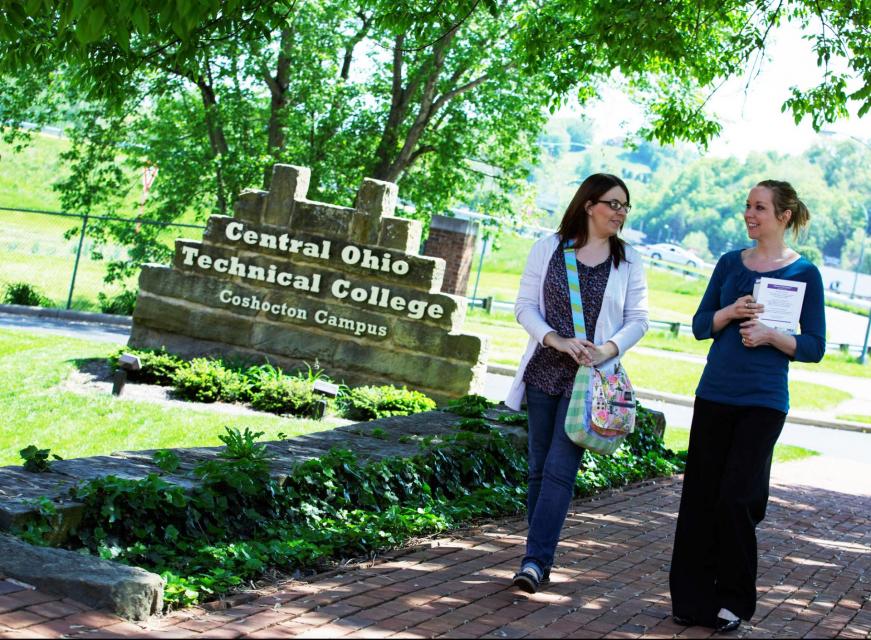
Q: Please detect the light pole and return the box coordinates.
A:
[849,205,868,300]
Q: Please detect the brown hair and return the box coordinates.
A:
[557,173,629,268]
[756,179,811,238]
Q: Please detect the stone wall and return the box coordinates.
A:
[130,165,488,400]
[423,215,479,296]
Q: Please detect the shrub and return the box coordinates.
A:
[339,385,436,421]
[97,289,138,315]
[172,358,248,403]
[250,375,322,417]
[109,348,185,386]
[2,282,48,307]
[444,394,494,418]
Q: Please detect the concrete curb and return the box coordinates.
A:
[486,365,871,434]
[0,303,132,327]
[0,533,163,620]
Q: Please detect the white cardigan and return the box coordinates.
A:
[505,233,649,410]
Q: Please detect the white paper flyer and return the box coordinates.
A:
[754,277,806,335]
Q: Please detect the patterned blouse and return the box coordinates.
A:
[522,245,612,396]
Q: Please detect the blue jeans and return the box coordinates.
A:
[522,385,584,572]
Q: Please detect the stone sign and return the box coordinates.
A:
[130,165,488,400]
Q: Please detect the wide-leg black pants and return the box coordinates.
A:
[669,397,786,625]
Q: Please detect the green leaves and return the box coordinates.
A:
[218,427,269,461]
[153,449,181,474]
[444,393,493,418]
[338,385,437,421]
[19,445,62,472]
[14,413,682,609]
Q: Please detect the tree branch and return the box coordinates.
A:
[340,12,372,80]
[407,144,436,166]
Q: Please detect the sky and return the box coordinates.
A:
[567,22,869,159]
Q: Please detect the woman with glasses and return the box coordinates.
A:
[669,180,826,633]
[506,173,649,593]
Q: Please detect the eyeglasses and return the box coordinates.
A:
[594,199,631,213]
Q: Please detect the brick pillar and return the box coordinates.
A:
[423,215,479,296]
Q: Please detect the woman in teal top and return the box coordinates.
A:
[669,180,826,633]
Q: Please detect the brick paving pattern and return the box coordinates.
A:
[1,476,869,639]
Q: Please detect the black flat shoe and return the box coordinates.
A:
[512,565,542,593]
[715,616,741,633]
[672,615,696,626]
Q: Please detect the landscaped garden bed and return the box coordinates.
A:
[8,386,684,611]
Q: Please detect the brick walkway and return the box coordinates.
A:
[1,475,869,639]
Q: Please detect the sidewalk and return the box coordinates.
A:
[1,467,869,639]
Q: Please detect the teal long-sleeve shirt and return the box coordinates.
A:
[693,249,826,413]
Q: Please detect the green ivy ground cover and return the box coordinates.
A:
[17,406,684,610]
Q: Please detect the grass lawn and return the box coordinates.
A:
[662,426,819,464]
[836,414,871,424]
[463,309,871,389]
[0,134,70,210]
[0,329,336,467]
[622,351,852,411]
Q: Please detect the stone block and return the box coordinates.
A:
[132,291,192,335]
[378,217,422,254]
[293,201,355,237]
[168,242,459,329]
[263,165,311,227]
[129,326,252,363]
[133,163,490,400]
[350,179,397,245]
[200,217,446,293]
[187,307,255,348]
[391,322,486,363]
[334,342,474,395]
[646,409,666,439]
[249,323,340,362]
[0,467,83,541]
[233,190,267,224]
[357,178,397,218]
[0,534,163,620]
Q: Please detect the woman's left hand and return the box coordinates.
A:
[577,339,617,366]
[739,319,774,348]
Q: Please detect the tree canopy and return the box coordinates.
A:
[1,0,868,282]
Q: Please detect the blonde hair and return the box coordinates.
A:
[756,179,810,238]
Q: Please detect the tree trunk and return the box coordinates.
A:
[369,26,466,183]
[195,71,229,215]
[264,27,294,188]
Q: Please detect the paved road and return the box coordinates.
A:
[0,312,130,344]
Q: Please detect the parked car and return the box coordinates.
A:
[637,243,702,268]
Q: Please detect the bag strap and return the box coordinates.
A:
[563,240,587,341]
[564,241,622,377]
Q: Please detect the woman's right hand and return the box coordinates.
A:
[543,332,587,364]
[726,294,764,321]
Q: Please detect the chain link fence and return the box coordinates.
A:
[0,207,205,312]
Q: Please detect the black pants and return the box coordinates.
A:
[669,397,785,625]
